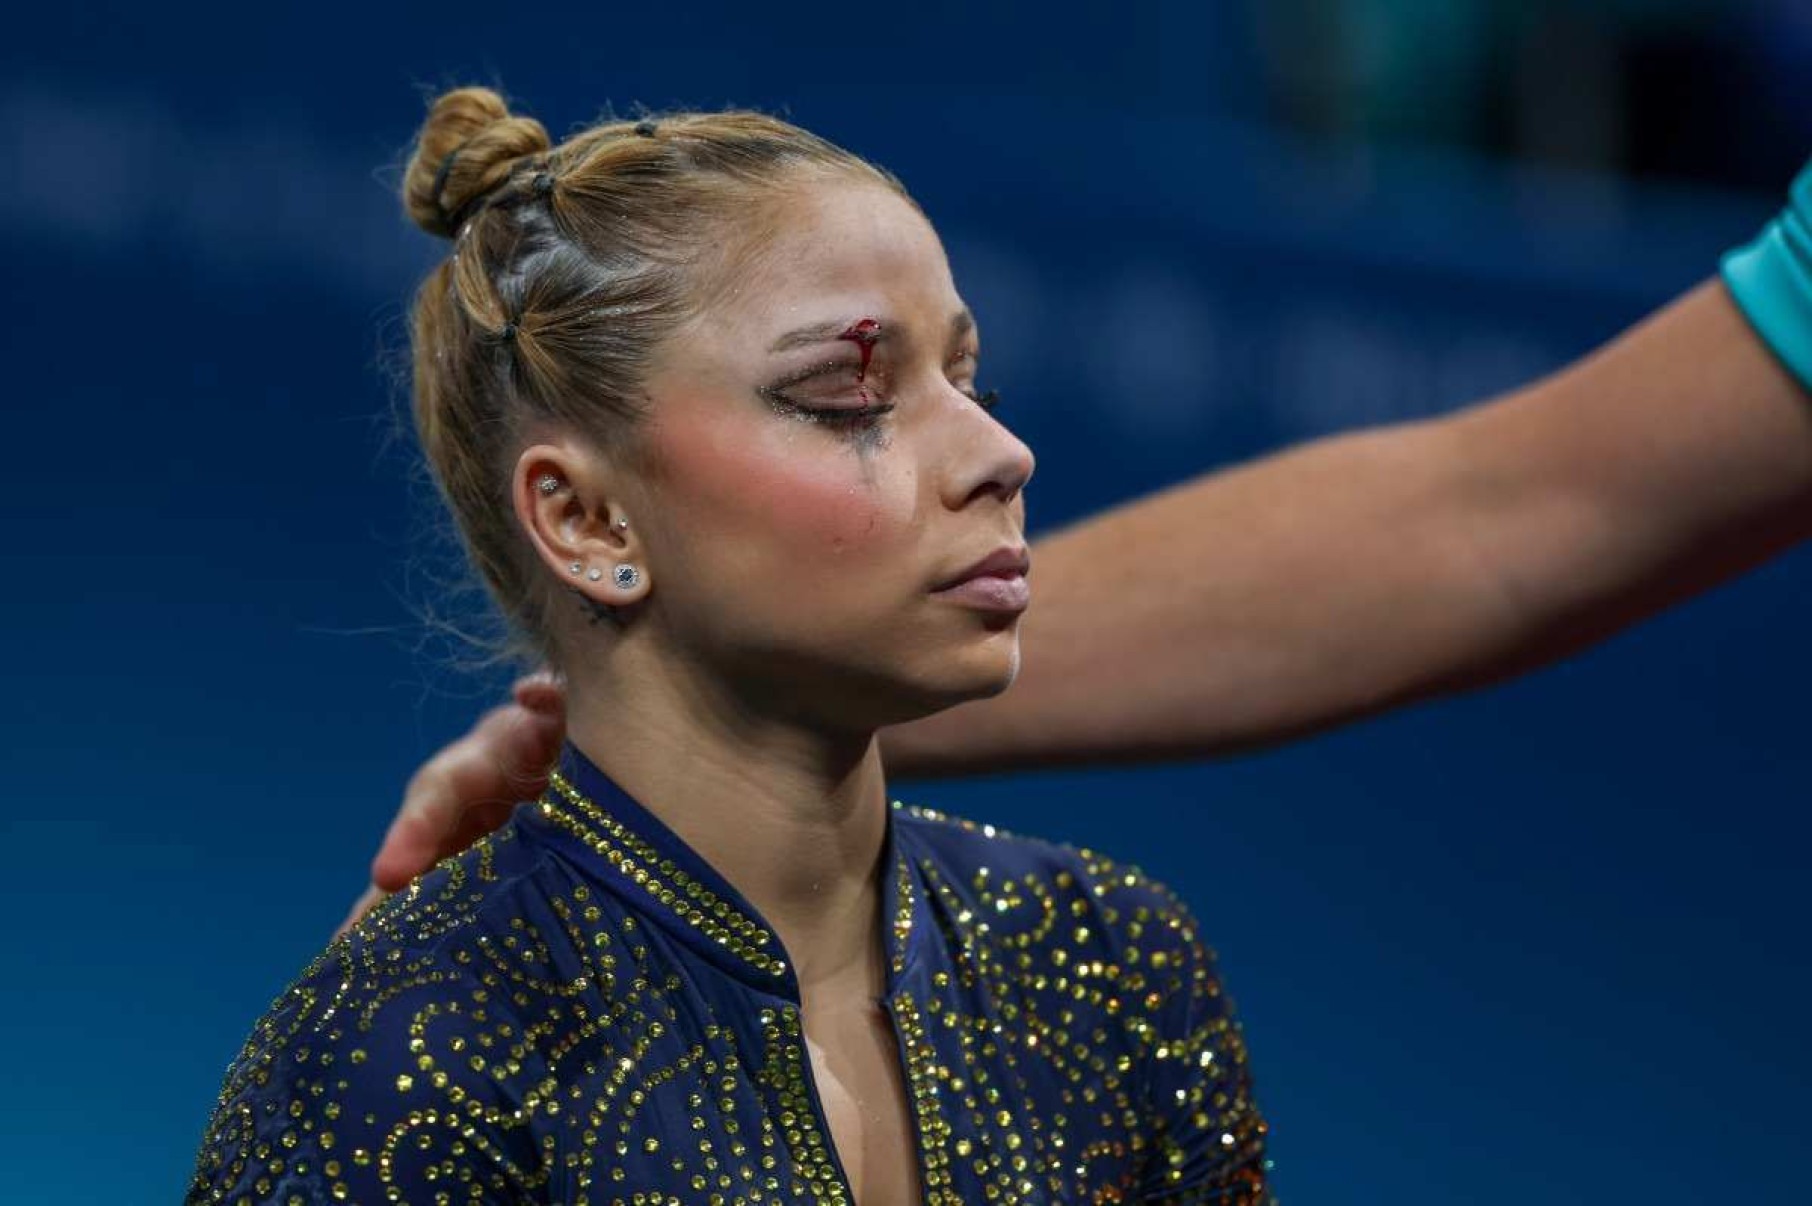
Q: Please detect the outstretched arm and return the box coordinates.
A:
[887,277,1812,774]
[349,173,1812,915]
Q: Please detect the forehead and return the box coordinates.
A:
[718,181,959,335]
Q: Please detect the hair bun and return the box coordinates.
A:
[403,87,552,239]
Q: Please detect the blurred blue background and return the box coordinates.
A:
[4,2,1809,1202]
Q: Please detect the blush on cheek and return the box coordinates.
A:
[654,415,911,566]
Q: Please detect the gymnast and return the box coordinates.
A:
[191,79,1812,1204]
[356,155,1812,928]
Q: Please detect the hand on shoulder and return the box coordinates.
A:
[336,673,567,936]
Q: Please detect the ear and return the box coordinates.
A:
[511,441,652,608]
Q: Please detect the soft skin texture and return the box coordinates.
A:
[889,277,1812,772]
[504,180,1031,979]
[467,180,1032,1203]
[349,278,1812,932]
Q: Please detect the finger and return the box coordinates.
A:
[371,743,501,890]
[370,756,464,891]
[370,703,566,890]
[486,696,567,795]
[334,884,389,939]
[511,671,566,714]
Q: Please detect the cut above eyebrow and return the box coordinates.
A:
[767,308,976,354]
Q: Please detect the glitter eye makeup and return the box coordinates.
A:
[756,312,1000,440]
[757,361,897,430]
[946,346,998,411]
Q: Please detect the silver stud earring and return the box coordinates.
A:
[568,561,582,575]
[535,474,561,495]
[586,567,603,582]
[615,518,629,530]
[613,564,640,589]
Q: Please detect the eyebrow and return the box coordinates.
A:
[767,308,976,354]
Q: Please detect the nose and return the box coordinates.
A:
[937,387,1035,511]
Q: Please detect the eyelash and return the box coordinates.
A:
[800,389,1000,421]
[761,366,1002,429]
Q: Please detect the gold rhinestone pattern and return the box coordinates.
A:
[889,837,917,976]
[542,769,786,979]
[757,1004,851,1205]
[188,786,1271,1203]
[892,804,1272,1203]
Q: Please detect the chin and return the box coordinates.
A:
[925,639,1022,706]
[977,643,1022,695]
[836,628,1021,728]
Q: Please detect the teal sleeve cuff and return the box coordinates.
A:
[1720,159,1812,394]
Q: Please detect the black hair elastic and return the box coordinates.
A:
[633,120,658,137]
[430,141,469,218]
[435,146,495,234]
[500,321,519,343]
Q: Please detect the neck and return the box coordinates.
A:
[564,662,890,993]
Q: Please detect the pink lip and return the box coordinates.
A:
[934,546,1031,589]
[932,546,1032,612]
[934,574,1030,612]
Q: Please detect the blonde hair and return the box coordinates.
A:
[399,86,908,673]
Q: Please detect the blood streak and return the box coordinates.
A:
[837,318,882,401]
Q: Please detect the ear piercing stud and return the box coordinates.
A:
[564,518,636,587]
[570,562,640,589]
[535,474,561,495]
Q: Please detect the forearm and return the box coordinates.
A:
[1430,278,1812,686]
[882,279,1812,777]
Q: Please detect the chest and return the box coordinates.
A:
[529,980,1145,1205]
[802,997,922,1206]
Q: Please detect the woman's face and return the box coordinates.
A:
[622,178,1035,732]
